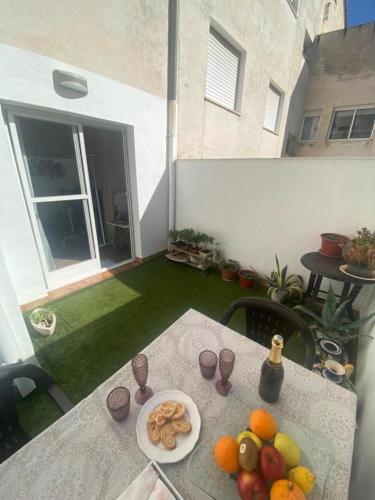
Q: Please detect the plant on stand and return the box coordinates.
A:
[30,308,57,336]
[266,255,304,303]
[294,286,375,344]
[199,233,215,258]
[168,229,180,251]
[342,227,375,278]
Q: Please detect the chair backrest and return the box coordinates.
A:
[0,363,72,464]
[0,366,30,463]
[220,297,315,370]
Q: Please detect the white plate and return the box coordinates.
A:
[136,390,201,464]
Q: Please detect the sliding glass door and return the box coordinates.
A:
[8,112,100,289]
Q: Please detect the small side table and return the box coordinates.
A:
[300,252,372,320]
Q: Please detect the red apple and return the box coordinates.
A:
[258,444,286,482]
[236,470,268,500]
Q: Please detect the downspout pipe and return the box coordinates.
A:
[167,0,179,231]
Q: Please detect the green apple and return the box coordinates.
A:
[273,432,301,469]
[236,431,262,450]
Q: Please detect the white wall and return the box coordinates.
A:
[0,244,37,395]
[0,43,168,303]
[176,157,375,282]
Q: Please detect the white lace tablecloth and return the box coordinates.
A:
[0,309,356,499]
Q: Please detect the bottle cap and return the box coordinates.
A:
[272,335,283,348]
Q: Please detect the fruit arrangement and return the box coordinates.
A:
[213,408,316,499]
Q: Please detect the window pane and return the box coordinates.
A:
[350,108,375,139]
[33,200,92,271]
[17,117,83,197]
[300,115,320,141]
[264,85,282,132]
[329,110,354,139]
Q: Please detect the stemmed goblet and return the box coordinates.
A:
[215,349,235,396]
[131,353,153,404]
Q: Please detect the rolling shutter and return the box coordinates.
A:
[205,29,240,110]
[263,85,282,132]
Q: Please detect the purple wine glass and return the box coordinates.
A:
[131,354,153,404]
[216,349,235,396]
[106,387,130,422]
[199,350,218,379]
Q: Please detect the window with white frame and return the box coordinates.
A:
[205,27,242,111]
[287,0,299,14]
[329,107,375,140]
[300,114,320,142]
[263,84,283,133]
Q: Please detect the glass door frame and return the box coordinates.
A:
[6,107,101,289]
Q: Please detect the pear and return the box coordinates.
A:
[273,432,301,469]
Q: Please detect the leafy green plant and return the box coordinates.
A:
[266,255,304,302]
[30,308,55,327]
[219,259,240,272]
[168,229,180,243]
[343,227,375,267]
[179,228,195,245]
[199,233,215,248]
[294,286,375,343]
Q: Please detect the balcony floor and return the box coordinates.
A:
[18,256,306,437]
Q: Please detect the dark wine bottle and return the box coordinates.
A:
[258,334,284,403]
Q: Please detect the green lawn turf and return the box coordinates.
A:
[18,256,305,437]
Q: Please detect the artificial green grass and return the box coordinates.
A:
[18,257,304,437]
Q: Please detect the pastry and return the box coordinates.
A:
[147,409,160,424]
[155,413,167,427]
[159,401,177,418]
[171,402,185,420]
[171,418,191,434]
[160,423,176,450]
[147,400,191,450]
[147,422,161,444]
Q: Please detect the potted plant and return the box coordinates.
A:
[30,308,56,336]
[239,268,258,289]
[168,229,180,251]
[219,259,240,282]
[266,255,304,303]
[342,227,375,278]
[179,228,195,251]
[199,233,214,258]
[320,233,349,257]
[294,286,375,344]
[190,231,203,254]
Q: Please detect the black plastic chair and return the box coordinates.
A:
[0,363,74,463]
[220,298,315,370]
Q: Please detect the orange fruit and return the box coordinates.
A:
[249,408,277,441]
[270,479,306,500]
[213,436,240,474]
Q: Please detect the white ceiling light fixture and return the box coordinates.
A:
[53,70,88,96]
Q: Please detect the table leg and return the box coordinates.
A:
[311,274,323,299]
[340,282,351,303]
[346,285,363,321]
[305,272,317,297]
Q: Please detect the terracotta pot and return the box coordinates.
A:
[320,233,349,257]
[221,269,238,282]
[239,270,257,289]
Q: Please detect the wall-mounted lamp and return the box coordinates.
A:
[52,70,88,98]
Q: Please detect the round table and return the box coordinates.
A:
[300,251,373,319]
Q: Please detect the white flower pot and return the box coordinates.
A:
[271,289,289,303]
[30,309,56,336]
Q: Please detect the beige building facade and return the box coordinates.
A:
[177,0,344,159]
[295,23,375,157]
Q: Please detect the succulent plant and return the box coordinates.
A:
[294,286,375,343]
[266,255,304,302]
